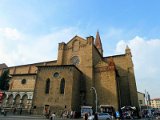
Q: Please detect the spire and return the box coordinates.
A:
[95,31,103,55]
[126,45,130,49]
[125,45,132,57]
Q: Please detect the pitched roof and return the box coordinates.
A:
[151,98,160,100]
[0,63,8,69]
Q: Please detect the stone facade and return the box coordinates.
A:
[151,98,160,109]
[0,61,56,110]
[137,91,145,110]
[0,32,139,115]
[33,65,82,115]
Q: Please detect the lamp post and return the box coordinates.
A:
[90,87,97,113]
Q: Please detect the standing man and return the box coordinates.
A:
[50,112,56,120]
[20,108,22,115]
[115,111,120,120]
[13,107,16,114]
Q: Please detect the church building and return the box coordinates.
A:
[0,32,139,115]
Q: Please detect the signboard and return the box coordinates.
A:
[0,91,3,103]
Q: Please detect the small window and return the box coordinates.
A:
[21,79,27,84]
[139,100,143,104]
[33,106,36,109]
[53,72,59,78]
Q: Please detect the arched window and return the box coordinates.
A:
[45,78,50,94]
[60,78,65,94]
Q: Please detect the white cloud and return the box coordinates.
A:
[106,27,124,39]
[0,28,23,40]
[115,36,160,98]
[0,27,78,66]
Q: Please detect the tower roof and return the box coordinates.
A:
[0,63,8,69]
[126,45,130,50]
[95,31,102,49]
[125,45,132,57]
[125,45,131,53]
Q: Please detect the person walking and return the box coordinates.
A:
[1,108,4,115]
[84,113,88,120]
[50,112,56,120]
[13,107,16,114]
[115,111,120,120]
[19,108,22,115]
[3,109,7,116]
[94,112,98,120]
[70,110,73,118]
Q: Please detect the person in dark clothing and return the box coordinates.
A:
[29,108,32,115]
[3,110,7,116]
[13,107,16,114]
[20,108,22,115]
[84,113,88,120]
[94,112,98,120]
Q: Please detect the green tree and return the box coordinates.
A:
[0,69,10,90]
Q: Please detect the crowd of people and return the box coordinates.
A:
[141,109,160,119]
[44,109,80,120]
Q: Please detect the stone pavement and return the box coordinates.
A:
[0,115,158,120]
[0,115,83,120]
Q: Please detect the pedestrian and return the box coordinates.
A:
[70,110,73,118]
[115,111,120,120]
[84,113,88,120]
[20,108,22,115]
[94,112,98,120]
[50,112,56,120]
[29,107,32,115]
[13,107,16,114]
[1,108,4,115]
[3,109,7,116]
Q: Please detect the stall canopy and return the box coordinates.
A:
[121,106,136,110]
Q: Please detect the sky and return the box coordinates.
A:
[0,0,160,98]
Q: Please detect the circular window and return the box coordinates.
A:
[53,72,59,78]
[21,79,27,84]
[71,56,80,65]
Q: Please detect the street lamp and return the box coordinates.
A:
[90,87,97,113]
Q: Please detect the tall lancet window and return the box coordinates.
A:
[60,78,65,94]
[45,78,50,94]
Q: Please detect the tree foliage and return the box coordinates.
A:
[0,69,10,90]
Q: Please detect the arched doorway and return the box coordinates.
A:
[15,94,21,108]
[21,94,28,108]
[7,94,13,107]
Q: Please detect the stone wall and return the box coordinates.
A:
[9,74,36,91]
[105,54,139,109]
[33,65,82,115]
